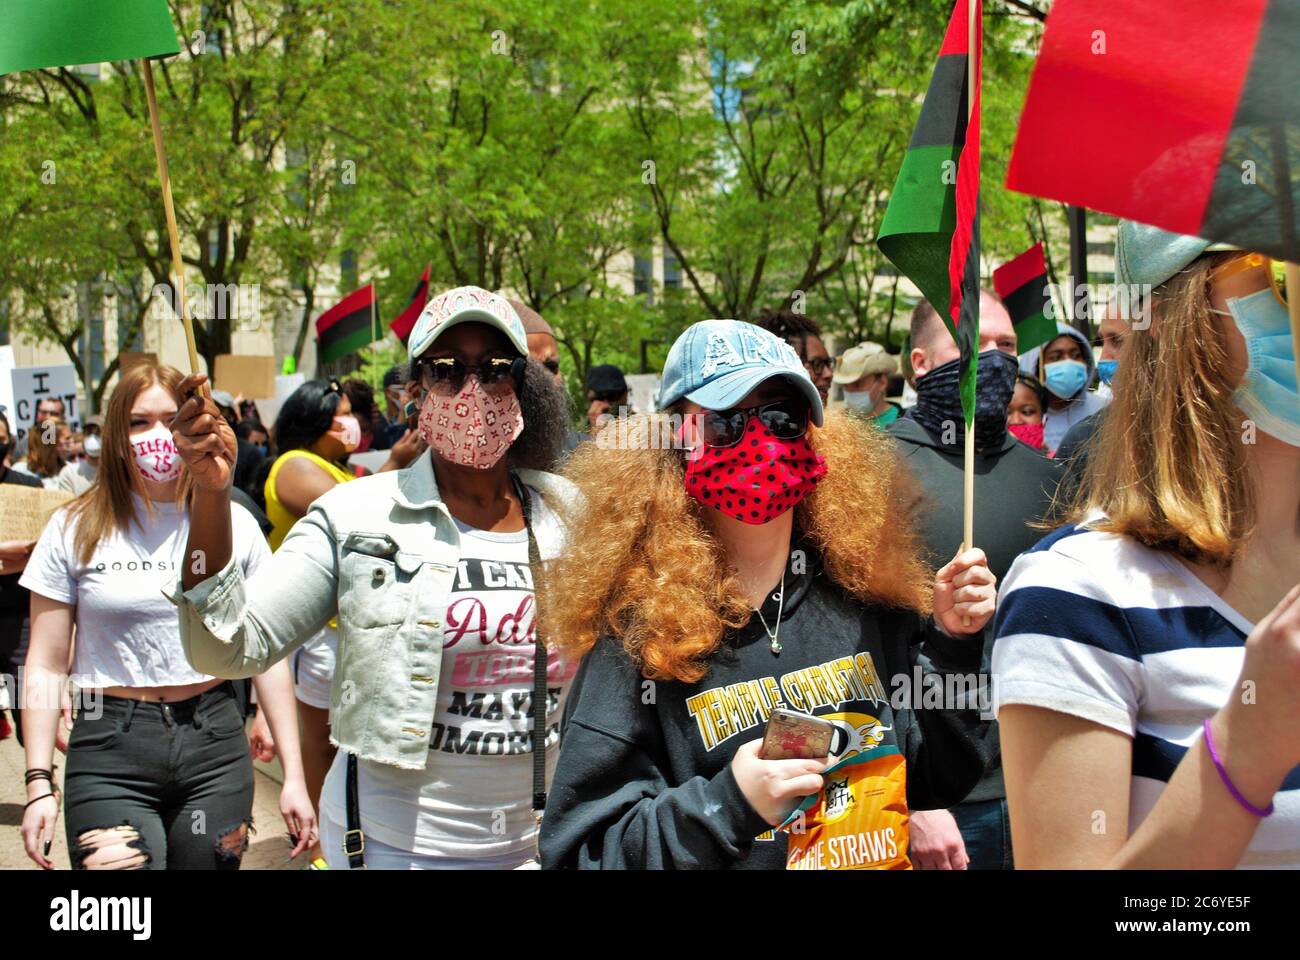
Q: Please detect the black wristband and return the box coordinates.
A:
[25,793,56,809]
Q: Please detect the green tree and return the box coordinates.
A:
[2,2,358,375]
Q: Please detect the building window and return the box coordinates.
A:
[634,253,654,302]
[340,250,359,292]
[199,5,225,56]
[663,251,681,289]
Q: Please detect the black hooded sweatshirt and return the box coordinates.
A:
[539,543,990,870]
[885,415,1062,804]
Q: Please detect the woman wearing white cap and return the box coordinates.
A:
[168,286,579,869]
[833,341,901,428]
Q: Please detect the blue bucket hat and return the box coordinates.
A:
[657,319,824,426]
[1114,220,1238,290]
[407,286,529,361]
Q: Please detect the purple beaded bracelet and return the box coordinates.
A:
[1203,718,1274,818]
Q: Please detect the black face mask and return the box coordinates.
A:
[0,440,11,465]
[910,349,1019,452]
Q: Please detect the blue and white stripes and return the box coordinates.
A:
[992,520,1300,868]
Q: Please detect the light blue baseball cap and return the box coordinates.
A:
[1114,220,1237,290]
[407,285,529,361]
[657,319,824,426]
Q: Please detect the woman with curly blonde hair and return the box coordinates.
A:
[539,319,997,870]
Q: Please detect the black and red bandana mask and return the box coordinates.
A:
[683,415,828,524]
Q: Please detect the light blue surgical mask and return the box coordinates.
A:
[1043,359,1088,400]
[1096,359,1118,385]
[1219,289,1300,448]
[843,389,874,412]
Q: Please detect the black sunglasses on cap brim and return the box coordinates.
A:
[697,398,809,448]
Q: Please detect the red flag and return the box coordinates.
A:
[878,0,981,423]
[1006,0,1299,261]
[993,243,1055,352]
[315,283,376,364]
[389,264,431,345]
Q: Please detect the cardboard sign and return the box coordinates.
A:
[9,364,80,441]
[0,484,74,542]
[214,355,277,400]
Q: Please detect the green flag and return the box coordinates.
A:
[0,0,179,76]
[877,0,981,426]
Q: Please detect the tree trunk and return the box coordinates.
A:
[884,272,901,343]
[292,283,316,370]
[1032,200,1065,322]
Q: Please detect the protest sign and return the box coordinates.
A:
[0,485,74,542]
[9,364,80,440]
[214,355,277,399]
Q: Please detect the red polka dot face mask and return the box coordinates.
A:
[683,413,828,524]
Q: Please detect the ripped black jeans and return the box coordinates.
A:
[64,681,254,870]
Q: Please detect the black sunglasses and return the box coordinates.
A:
[699,399,809,448]
[417,356,525,394]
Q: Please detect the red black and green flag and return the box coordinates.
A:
[877,0,981,424]
[993,243,1056,354]
[0,0,180,75]
[316,284,377,365]
[389,263,431,345]
[1007,0,1300,262]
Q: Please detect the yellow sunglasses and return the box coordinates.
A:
[1208,252,1288,307]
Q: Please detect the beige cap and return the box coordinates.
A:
[832,341,897,384]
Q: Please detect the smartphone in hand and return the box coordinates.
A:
[759,708,834,760]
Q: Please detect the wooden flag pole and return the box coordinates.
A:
[1287,263,1300,393]
[141,58,204,389]
[371,284,379,374]
[960,0,978,627]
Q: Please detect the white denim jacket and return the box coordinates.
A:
[166,450,577,769]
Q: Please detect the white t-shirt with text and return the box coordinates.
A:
[321,486,577,862]
[21,494,270,688]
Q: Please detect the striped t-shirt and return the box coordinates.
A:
[991,518,1300,868]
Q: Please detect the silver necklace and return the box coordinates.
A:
[754,568,786,655]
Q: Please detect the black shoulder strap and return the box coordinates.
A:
[512,472,550,814]
[344,753,365,868]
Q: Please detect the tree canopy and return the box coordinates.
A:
[0,0,1066,405]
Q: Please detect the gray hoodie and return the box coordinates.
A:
[1017,322,1109,452]
[1017,321,1096,387]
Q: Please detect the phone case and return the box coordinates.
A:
[760,709,834,760]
